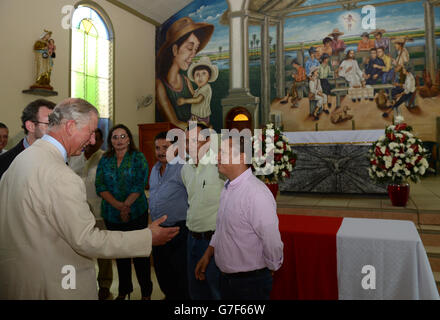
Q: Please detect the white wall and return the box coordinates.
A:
[0,0,156,148]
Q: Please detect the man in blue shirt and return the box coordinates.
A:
[149,131,190,300]
[305,46,320,77]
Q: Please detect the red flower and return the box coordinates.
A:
[406,163,413,170]
[392,157,398,166]
[387,132,395,141]
[285,170,290,178]
[371,159,377,166]
[416,156,422,163]
[395,123,407,131]
[290,158,296,165]
[274,135,279,142]
[411,144,419,153]
[375,146,382,156]
[283,143,287,151]
[274,154,283,162]
[385,148,391,156]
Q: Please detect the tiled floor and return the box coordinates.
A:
[95,260,165,300]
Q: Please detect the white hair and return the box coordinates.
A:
[48,98,99,129]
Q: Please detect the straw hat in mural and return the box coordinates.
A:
[392,36,413,44]
[369,28,386,36]
[188,56,219,83]
[157,17,214,58]
[308,65,319,77]
[328,28,344,37]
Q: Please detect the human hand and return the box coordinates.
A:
[150,215,180,246]
[195,246,214,281]
[346,66,353,73]
[373,74,378,79]
[120,206,130,222]
[177,97,185,106]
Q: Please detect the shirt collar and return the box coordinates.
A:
[41,134,68,163]
[23,136,30,149]
[225,168,252,190]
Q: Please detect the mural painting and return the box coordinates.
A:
[156,0,440,140]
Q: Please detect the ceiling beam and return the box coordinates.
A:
[257,0,283,12]
[272,0,366,14]
[284,0,421,19]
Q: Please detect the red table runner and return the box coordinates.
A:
[271,214,343,300]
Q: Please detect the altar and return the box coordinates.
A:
[280,130,388,194]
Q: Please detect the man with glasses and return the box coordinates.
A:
[0,99,56,180]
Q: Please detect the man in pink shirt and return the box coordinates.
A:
[195,135,284,300]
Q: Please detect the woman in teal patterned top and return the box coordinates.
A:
[95,124,151,300]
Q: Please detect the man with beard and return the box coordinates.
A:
[0,99,55,180]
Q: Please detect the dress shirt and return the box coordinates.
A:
[181,149,224,232]
[375,38,390,52]
[331,39,346,55]
[23,136,30,149]
[210,168,284,273]
[0,149,6,155]
[41,134,67,163]
[305,58,320,77]
[403,73,416,94]
[318,64,333,79]
[381,54,392,72]
[149,160,188,226]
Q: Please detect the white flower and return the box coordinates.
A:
[414,166,419,173]
[394,115,404,124]
[286,145,291,152]
[419,166,426,175]
[404,168,410,176]
[380,146,386,155]
[282,171,286,177]
[282,135,289,142]
[372,165,377,172]
[379,135,385,141]
[407,138,415,144]
[421,158,429,168]
[266,123,274,130]
[283,155,289,161]
[276,141,284,148]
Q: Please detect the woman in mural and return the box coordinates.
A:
[156,17,214,129]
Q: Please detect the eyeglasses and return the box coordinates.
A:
[34,121,49,126]
[111,134,127,140]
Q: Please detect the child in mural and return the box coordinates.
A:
[177,56,218,125]
[357,32,375,52]
[309,66,329,120]
[375,47,394,84]
[318,53,333,109]
[155,17,214,130]
[343,14,356,32]
[392,37,411,84]
[370,29,390,54]
[364,48,385,85]
[305,46,320,77]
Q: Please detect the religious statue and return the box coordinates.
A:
[31,29,56,91]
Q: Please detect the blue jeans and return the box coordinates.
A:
[219,268,273,300]
[187,233,221,300]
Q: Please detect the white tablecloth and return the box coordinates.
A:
[337,218,439,300]
[283,129,384,145]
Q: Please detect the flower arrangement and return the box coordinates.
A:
[252,123,297,183]
[368,117,430,184]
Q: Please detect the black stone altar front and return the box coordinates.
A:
[279,144,387,194]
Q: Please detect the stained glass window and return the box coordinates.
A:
[71,5,113,119]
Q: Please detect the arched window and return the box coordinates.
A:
[70,2,114,123]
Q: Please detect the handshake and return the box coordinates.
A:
[149,215,180,246]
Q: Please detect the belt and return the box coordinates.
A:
[221,268,269,279]
[190,230,214,241]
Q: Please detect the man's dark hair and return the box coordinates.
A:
[155,131,177,143]
[21,99,56,134]
[323,37,332,45]
[370,48,377,52]
[377,46,385,52]
[0,122,8,129]
[192,65,212,79]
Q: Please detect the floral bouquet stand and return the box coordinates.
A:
[252,123,297,199]
[368,116,430,206]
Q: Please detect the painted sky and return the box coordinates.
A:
[160,0,440,53]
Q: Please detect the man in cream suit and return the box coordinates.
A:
[0,98,179,300]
